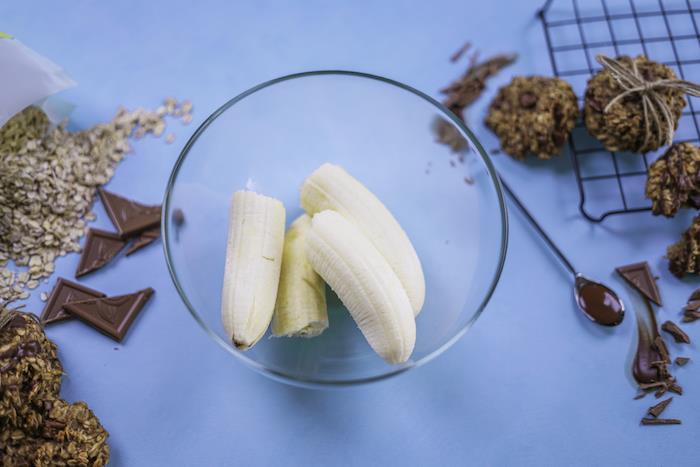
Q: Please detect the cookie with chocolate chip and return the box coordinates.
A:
[485,76,579,160]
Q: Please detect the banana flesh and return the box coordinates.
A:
[306,210,415,364]
[221,191,286,350]
[272,214,328,338]
[300,163,425,315]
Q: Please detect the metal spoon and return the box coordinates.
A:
[499,176,625,326]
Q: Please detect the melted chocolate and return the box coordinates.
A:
[576,281,624,326]
[633,299,665,385]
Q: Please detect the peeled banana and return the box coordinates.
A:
[272,214,328,338]
[300,163,425,315]
[221,191,286,350]
[306,210,415,364]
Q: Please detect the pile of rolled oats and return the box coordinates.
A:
[0,98,193,302]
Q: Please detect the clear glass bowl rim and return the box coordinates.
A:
[161,70,509,388]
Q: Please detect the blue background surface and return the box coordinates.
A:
[3,0,700,465]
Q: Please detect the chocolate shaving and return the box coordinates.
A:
[674,356,690,366]
[648,397,673,418]
[641,417,681,425]
[682,310,700,322]
[449,41,471,63]
[441,52,517,119]
[669,382,683,395]
[654,336,670,363]
[615,262,662,306]
[661,320,690,344]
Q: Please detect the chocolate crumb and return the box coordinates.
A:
[463,176,474,185]
[669,382,683,395]
[633,392,647,400]
[661,320,690,344]
[675,356,690,366]
[647,397,672,418]
[641,417,681,425]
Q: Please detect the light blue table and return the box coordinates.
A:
[3,0,699,465]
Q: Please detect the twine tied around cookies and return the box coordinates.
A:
[596,54,700,149]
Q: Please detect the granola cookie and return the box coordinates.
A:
[485,76,579,160]
[584,55,686,153]
[1,399,109,466]
[668,215,700,278]
[0,311,62,431]
[646,143,700,217]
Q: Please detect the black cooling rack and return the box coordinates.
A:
[538,0,700,222]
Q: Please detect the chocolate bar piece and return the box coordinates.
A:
[615,262,662,306]
[64,288,154,342]
[125,227,160,256]
[75,229,126,278]
[40,278,106,325]
[98,188,161,237]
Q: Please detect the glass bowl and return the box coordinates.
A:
[163,71,508,388]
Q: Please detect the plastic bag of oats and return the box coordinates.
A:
[0,32,75,127]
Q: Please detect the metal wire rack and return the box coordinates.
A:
[538,0,700,222]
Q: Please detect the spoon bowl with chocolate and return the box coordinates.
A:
[500,178,625,326]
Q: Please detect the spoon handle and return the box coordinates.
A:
[499,176,578,277]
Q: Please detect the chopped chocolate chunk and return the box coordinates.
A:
[661,320,690,344]
[98,188,161,237]
[40,278,106,325]
[125,226,160,256]
[689,287,700,302]
[615,262,662,305]
[674,356,690,366]
[641,417,681,425]
[64,288,154,342]
[648,397,672,418]
[669,382,683,395]
[655,385,668,398]
[75,229,126,278]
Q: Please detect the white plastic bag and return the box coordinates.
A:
[0,33,76,127]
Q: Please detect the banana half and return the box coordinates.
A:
[300,163,426,315]
[221,191,286,350]
[272,214,328,338]
[306,210,416,364]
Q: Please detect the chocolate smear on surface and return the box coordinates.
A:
[634,318,663,384]
[648,397,672,418]
[64,288,154,342]
[40,278,106,325]
[75,229,126,278]
[615,262,662,306]
[674,356,690,366]
[641,417,681,425]
[661,320,690,344]
[125,227,160,256]
[98,188,161,237]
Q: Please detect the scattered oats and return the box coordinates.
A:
[40,292,48,301]
[180,100,193,114]
[182,114,193,125]
[165,133,176,144]
[1,101,190,302]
